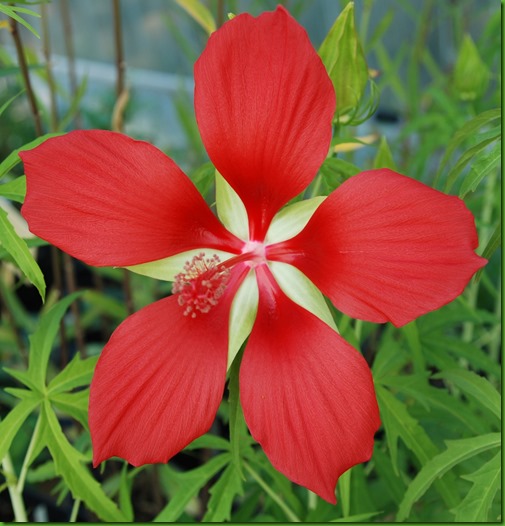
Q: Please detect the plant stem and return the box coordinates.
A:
[63,252,86,357]
[59,0,81,128]
[8,11,43,136]
[69,498,81,522]
[243,461,300,522]
[16,413,42,494]
[2,453,28,522]
[41,2,59,131]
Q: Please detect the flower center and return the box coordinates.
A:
[172,253,231,318]
[172,243,267,317]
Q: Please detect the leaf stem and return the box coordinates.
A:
[243,461,301,522]
[69,498,81,522]
[16,412,42,493]
[2,452,28,522]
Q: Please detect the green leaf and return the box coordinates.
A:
[175,0,216,35]
[0,207,45,300]
[48,353,98,395]
[331,511,382,522]
[452,34,490,101]
[318,1,368,115]
[452,451,501,522]
[0,133,62,180]
[319,158,361,192]
[459,140,500,197]
[436,108,500,184]
[0,4,40,38]
[41,400,127,522]
[118,464,134,522]
[444,133,499,193]
[373,136,397,170]
[0,395,41,461]
[376,386,458,509]
[0,175,26,203]
[183,433,230,451]
[154,453,231,522]
[26,292,82,392]
[50,390,90,428]
[0,90,24,118]
[434,369,501,421]
[475,222,500,282]
[397,433,501,521]
[203,463,244,522]
[228,350,247,479]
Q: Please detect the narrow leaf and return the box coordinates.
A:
[27,292,82,391]
[452,452,501,522]
[397,433,500,521]
[0,176,26,203]
[0,207,45,300]
[48,354,99,395]
[434,369,501,420]
[0,395,41,461]
[203,463,244,522]
[42,400,127,522]
[154,453,231,522]
[175,0,216,35]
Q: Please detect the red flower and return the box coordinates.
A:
[20,7,485,503]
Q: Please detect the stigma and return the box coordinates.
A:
[172,253,231,318]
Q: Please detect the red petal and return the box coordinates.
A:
[240,266,380,503]
[21,130,242,267]
[268,170,487,326]
[90,266,248,466]
[195,7,335,241]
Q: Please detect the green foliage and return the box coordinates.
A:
[452,34,490,101]
[319,1,369,116]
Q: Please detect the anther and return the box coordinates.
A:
[172,253,231,318]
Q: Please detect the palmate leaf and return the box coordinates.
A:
[203,463,244,522]
[452,451,501,522]
[436,108,500,184]
[396,433,501,521]
[154,453,231,522]
[47,353,98,395]
[376,386,459,511]
[0,207,45,300]
[434,369,501,421]
[41,400,127,522]
[0,394,41,462]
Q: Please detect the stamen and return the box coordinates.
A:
[172,253,231,318]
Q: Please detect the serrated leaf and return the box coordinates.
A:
[175,0,216,35]
[459,140,500,197]
[0,394,40,461]
[376,386,458,510]
[452,451,501,522]
[0,133,62,180]
[154,453,231,522]
[26,292,82,392]
[436,108,500,182]
[434,369,500,421]
[444,134,499,193]
[41,400,127,522]
[203,463,244,522]
[48,353,98,395]
[319,1,368,115]
[50,390,90,428]
[0,207,45,300]
[397,433,500,521]
[0,175,26,203]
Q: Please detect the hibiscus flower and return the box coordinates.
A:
[20,6,485,503]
